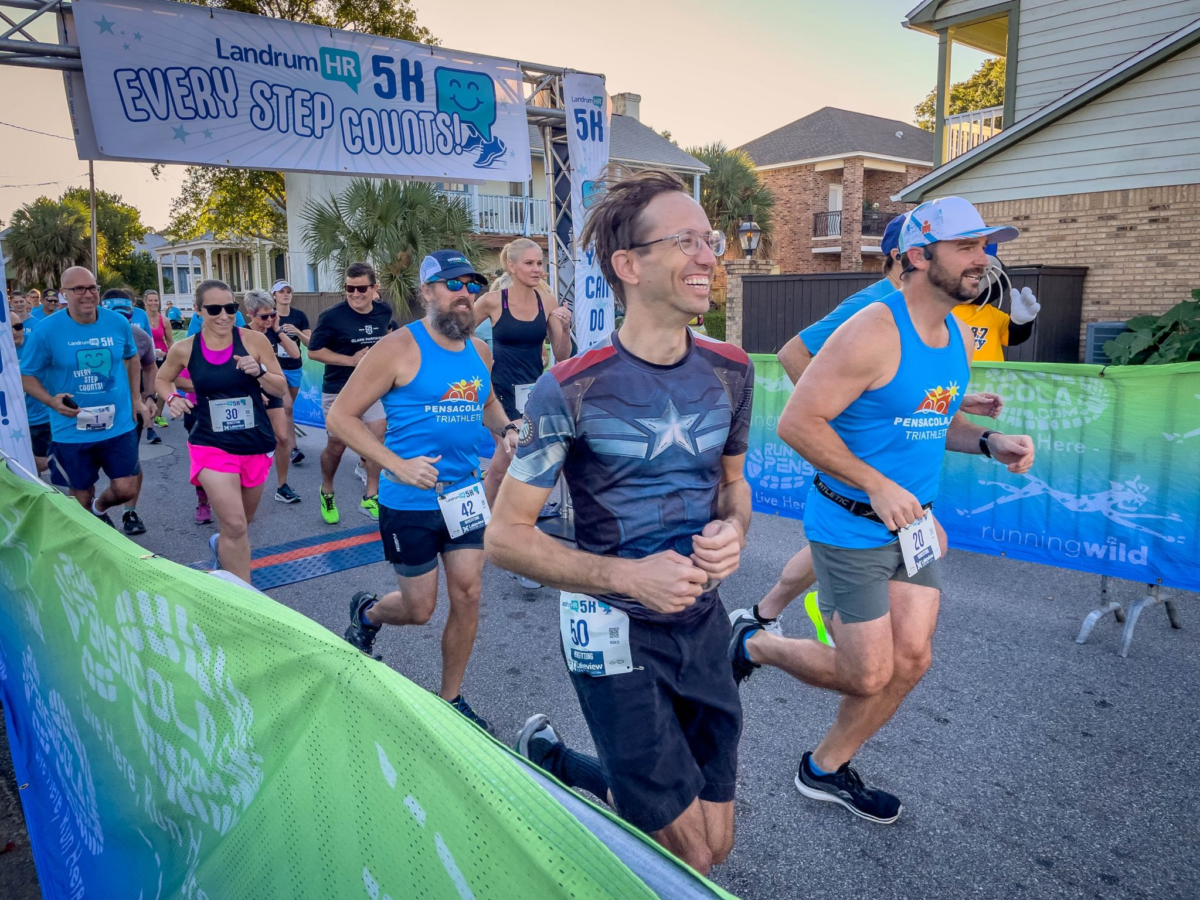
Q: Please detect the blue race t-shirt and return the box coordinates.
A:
[130,306,151,334]
[20,307,138,443]
[188,309,245,335]
[166,307,183,324]
[799,278,896,355]
[15,337,50,426]
[27,305,57,322]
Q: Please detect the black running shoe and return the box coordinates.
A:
[729,610,764,686]
[794,752,902,824]
[449,695,494,735]
[145,427,162,445]
[290,447,305,465]
[344,591,382,660]
[274,483,301,504]
[121,510,147,535]
[96,511,115,528]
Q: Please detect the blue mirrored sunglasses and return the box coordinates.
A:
[443,278,483,294]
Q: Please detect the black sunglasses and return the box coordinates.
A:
[203,303,240,316]
[256,312,277,320]
[344,284,375,294]
[442,278,483,294]
[12,322,24,331]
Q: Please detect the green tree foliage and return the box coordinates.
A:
[1104,294,1200,365]
[5,197,92,287]
[168,168,288,244]
[915,58,1006,132]
[685,143,775,253]
[302,179,483,316]
[60,186,148,271]
[166,0,435,248]
[118,250,162,295]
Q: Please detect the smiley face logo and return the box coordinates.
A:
[76,347,113,381]
[434,67,507,168]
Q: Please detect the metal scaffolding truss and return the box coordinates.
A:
[0,0,79,69]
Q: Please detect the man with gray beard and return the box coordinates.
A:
[327,251,517,734]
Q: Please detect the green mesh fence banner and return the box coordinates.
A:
[0,463,738,899]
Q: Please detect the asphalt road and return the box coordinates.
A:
[3,420,1198,900]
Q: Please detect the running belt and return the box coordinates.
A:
[811,475,932,531]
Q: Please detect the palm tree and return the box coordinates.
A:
[686,143,776,256]
[5,197,91,287]
[302,179,484,317]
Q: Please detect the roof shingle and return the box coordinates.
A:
[739,107,935,167]
[529,114,707,172]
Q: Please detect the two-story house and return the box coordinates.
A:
[285,93,707,291]
[738,107,935,274]
[900,0,1200,336]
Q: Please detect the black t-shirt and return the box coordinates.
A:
[276,308,310,371]
[309,300,395,394]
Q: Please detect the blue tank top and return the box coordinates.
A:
[804,289,969,548]
[379,320,491,511]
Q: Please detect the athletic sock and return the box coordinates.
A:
[752,603,777,625]
[531,738,609,800]
[359,597,379,627]
[808,755,833,777]
[91,497,105,516]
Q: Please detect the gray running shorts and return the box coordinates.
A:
[808,539,942,624]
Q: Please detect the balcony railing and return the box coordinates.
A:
[814,209,890,238]
[813,210,842,238]
[945,106,1003,161]
[442,190,549,236]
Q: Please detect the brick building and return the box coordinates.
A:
[738,107,934,274]
[900,0,1200,335]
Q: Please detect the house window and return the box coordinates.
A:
[509,181,526,197]
[307,262,319,292]
[439,182,467,193]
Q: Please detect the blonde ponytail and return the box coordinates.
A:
[494,238,553,297]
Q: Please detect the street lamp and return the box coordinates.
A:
[737,215,762,259]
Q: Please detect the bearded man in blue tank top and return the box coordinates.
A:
[731,197,1036,824]
[329,251,519,735]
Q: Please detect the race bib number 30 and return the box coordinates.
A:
[209,397,254,433]
[898,514,942,577]
[437,481,490,539]
[559,592,632,677]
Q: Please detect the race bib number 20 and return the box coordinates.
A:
[898,514,942,577]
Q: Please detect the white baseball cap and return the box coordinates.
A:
[899,197,1019,251]
[270,280,292,293]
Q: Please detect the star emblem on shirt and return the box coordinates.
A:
[636,399,699,459]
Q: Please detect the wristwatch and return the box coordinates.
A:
[253,363,267,379]
[502,423,519,436]
[979,429,1000,458]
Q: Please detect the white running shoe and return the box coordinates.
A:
[729,606,783,637]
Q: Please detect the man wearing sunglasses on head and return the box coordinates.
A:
[26,288,58,322]
[20,267,146,525]
[333,251,514,733]
[308,262,398,524]
[487,169,754,876]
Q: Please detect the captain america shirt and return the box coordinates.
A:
[509,329,754,624]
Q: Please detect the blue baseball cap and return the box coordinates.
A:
[108,296,133,315]
[419,250,486,285]
[899,196,1019,251]
[881,214,907,256]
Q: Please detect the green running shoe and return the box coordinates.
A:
[359,495,380,520]
[804,590,834,647]
[320,491,340,524]
[153,415,169,428]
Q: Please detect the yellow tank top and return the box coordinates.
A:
[953,303,1011,362]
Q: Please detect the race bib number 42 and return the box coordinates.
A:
[437,481,490,539]
[559,592,632,677]
[898,513,942,577]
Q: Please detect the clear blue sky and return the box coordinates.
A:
[0,0,989,229]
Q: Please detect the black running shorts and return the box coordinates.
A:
[378,505,483,577]
[567,598,742,833]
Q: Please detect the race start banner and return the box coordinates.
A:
[563,72,612,353]
[745,355,1200,592]
[0,464,736,899]
[69,0,532,182]
[0,257,37,477]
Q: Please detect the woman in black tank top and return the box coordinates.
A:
[156,280,287,583]
[473,238,573,505]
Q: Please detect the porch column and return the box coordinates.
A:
[839,158,865,272]
[467,184,480,233]
[724,257,774,349]
[156,254,164,299]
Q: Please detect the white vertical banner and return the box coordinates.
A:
[0,258,38,479]
[564,73,612,353]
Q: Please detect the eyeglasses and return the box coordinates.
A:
[63,285,97,297]
[345,283,375,294]
[256,312,277,320]
[442,279,483,295]
[629,229,726,258]
[203,303,240,316]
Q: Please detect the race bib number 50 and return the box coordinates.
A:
[559,592,632,677]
